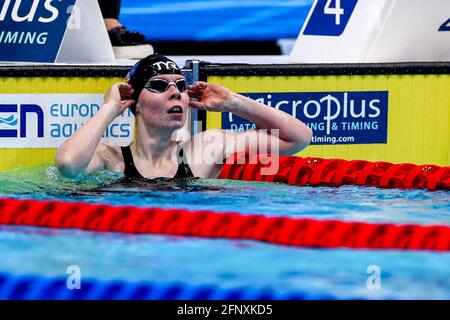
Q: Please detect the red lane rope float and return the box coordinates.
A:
[1,198,449,252]
[219,153,450,191]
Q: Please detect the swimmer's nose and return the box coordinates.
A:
[168,84,182,100]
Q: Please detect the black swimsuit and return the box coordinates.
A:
[121,145,195,179]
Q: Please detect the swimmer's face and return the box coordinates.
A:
[136,74,189,130]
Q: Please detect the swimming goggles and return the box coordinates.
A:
[144,78,187,93]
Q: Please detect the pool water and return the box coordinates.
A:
[0,165,449,299]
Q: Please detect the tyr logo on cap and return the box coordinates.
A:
[152,61,179,71]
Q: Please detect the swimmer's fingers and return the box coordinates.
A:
[112,82,132,91]
[187,89,203,99]
[193,81,208,88]
[104,83,135,116]
[121,99,136,110]
[118,82,133,89]
[118,83,135,99]
[189,100,207,110]
[188,81,208,93]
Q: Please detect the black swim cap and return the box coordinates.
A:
[126,54,182,114]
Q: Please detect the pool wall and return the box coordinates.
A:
[0,62,449,173]
[0,66,129,172]
[201,62,450,166]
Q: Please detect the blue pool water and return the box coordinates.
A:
[0,165,449,299]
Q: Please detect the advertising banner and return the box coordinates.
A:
[206,73,450,166]
[0,0,115,63]
[0,0,76,62]
[222,91,388,145]
[0,94,134,148]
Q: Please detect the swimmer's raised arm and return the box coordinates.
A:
[188,81,312,157]
[55,83,135,177]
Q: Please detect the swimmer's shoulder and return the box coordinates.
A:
[190,129,228,146]
[94,143,125,173]
[180,129,225,159]
[182,129,229,179]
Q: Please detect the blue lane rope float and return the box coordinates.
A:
[0,273,340,300]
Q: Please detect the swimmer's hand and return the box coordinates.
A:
[103,82,135,117]
[187,81,232,112]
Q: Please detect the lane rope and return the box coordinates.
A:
[1,198,449,252]
[0,272,338,300]
[219,153,450,191]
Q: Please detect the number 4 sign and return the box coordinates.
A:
[439,18,450,31]
[291,0,450,63]
[324,0,345,25]
[303,0,358,36]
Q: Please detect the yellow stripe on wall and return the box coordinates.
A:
[206,74,450,166]
[1,73,449,171]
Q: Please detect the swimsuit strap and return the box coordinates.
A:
[121,145,195,179]
[173,146,195,179]
[121,145,144,179]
